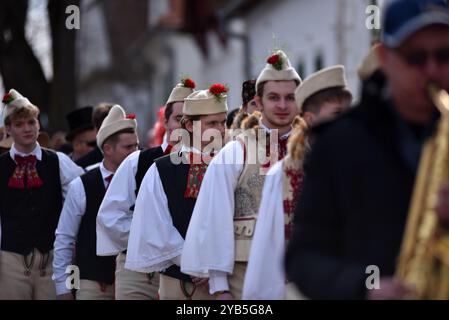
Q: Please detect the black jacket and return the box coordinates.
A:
[75,147,103,169]
[285,72,436,299]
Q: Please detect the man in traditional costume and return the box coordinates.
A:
[126,84,228,300]
[181,50,301,299]
[53,105,138,300]
[0,89,83,299]
[242,66,352,299]
[96,79,195,299]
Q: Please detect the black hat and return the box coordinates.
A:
[66,106,94,141]
[242,79,256,105]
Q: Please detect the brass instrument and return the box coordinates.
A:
[396,84,449,299]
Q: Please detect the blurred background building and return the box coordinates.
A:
[0,0,386,145]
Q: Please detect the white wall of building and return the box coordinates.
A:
[166,20,246,111]
[246,0,373,99]
[165,0,374,110]
[75,0,378,142]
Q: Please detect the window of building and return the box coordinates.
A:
[314,52,324,71]
[297,59,306,78]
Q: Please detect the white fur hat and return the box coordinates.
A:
[256,50,302,89]
[2,89,33,123]
[183,84,228,116]
[295,65,348,112]
[97,104,137,149]
[166,78,196,105]
[357,44,380,80]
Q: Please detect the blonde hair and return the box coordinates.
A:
[4,104,40,126]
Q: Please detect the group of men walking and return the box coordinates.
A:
[1,0,449,301]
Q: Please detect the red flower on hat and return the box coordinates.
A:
[126,114,136,120]
[267,53,283,71]
[2,92,14,104]
[182,78,196,89]
[209,83,228,95]
[209,83,228,103]
[267,54,279,64]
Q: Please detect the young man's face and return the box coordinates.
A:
[256,80,298,131]
[6,116,40,149]
[105,132,139,168]
[378,25,449,121]
[165,101,183,144]
[304,98,351,127]
[200,112,227,151]
[186,112,227,151]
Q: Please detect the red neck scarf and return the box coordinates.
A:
[163,144,173,155]
[9,154,43,189]
[184,152,213,199]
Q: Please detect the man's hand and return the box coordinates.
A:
[57,292,75,300]
[436,183,449,228]
[367,278,415,300]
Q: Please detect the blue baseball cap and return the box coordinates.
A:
[382,0,449,48]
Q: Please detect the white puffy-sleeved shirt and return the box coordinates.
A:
[52,162,113,295]
[242,161,286,299]
[125,146,202,273]
[96,142,168,256]
[181,141,245,294]
[181,126,291,295]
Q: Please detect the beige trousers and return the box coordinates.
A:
[75,279,114,300]
[227,262,247,300]
[115,252,159,300]
[0,249,56,300]
[158,274,214,300]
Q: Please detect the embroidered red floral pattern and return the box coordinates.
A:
[184,153,210,199]
[9,155,43,189]
[283,168,303,240]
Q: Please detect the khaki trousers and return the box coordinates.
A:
[75,279,114,300]
[0,249,56,300]
[228,262,247,300]
[158,274,214,300]
[115,252,159,300]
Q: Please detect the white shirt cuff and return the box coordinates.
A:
[208,270,229,294]
[55,280,71,296]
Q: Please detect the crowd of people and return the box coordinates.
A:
[1,0,449,300]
